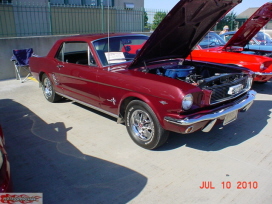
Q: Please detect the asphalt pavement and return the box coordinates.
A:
[0,78,271,204]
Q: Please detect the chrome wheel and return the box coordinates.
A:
[41,74,61,103]
[125,100,169,149]
[130,110,155,141]
[43,77,53,99]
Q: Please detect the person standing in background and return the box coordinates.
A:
[220,25,229,34]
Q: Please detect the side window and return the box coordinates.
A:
[55,42,96,66]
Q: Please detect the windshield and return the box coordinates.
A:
[199,32,226,49]
[93,35,148,66]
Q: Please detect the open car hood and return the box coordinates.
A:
[223,2,272,49]
[129,0,242,68]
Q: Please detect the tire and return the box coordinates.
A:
[41,74,61,102]
[125,100,169,150]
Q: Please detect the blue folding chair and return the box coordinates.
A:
[11,48,33,83]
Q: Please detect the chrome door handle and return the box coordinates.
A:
[57,65,64,68]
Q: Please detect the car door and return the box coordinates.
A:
[54,41,100,107]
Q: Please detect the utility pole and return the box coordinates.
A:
[101,0,104,33]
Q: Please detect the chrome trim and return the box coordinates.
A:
[164,90,256,126]
[87,45,90,65]
[209,89,249,105]
[254,72,272,76]
[56,92,119,119]
[209,75,252,105]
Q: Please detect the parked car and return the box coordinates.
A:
[254,31,272,45]
[0,125,12,192]
[220,31,272,51]
[192,2,272,83]
[30,0,256,149]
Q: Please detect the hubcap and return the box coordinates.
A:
[43,77,52,99]
[130,110,154,141]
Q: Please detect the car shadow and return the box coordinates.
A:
[252,80,272,94]
[0,99,147,203]
[72,102,117,122]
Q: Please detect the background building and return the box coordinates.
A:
[0,0,145,37]
[236,7,272,29]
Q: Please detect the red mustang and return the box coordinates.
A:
[30,0,256,149]
[191,2,272,83]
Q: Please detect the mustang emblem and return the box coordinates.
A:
[159,101,168,105]
[52,73,59,85]
[228,84,244,95]
[107,97,116,105]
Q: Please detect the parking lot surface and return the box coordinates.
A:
[0,79,272,204]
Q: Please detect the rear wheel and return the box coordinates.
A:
[125,100,169,150]
[41,74,61,102]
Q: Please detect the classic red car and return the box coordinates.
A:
[191,2,272,83]
[0,125,12,192]
[30,0,256,149]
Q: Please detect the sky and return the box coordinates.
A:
[144,0,270,15]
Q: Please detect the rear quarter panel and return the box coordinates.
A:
[29,56,49,81]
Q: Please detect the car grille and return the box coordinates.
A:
[206,76,249,104]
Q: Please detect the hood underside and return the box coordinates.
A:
[224,2,272,49]
[129,0,242,68]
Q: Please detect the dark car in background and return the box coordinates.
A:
[254,31,272,45]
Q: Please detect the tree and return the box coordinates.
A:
[216,11,237,31]
[144,10,148,27]
[151,11,167,31]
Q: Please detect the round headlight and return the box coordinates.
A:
[182,94,193,110]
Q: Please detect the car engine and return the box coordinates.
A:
[146,63,250,104]
[147,64,246,88]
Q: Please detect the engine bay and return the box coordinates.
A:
[146,63,247,89]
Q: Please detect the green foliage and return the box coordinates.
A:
[144,11,148,27]
[217,11,237,31]
[152,11,167,30]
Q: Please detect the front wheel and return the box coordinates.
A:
[125,100,169,150]
[41,74,61,102]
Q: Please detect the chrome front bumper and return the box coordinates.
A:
[254,72,272,76]
[164,90,256,128]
